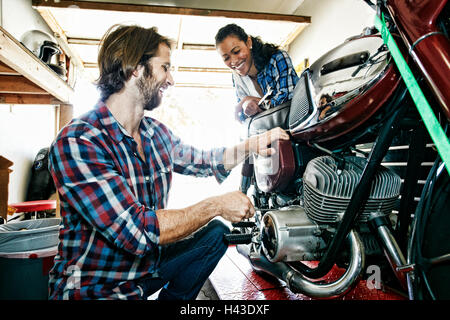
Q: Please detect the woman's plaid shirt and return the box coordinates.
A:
[233,50,299,122]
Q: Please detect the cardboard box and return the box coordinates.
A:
[0,156,13,220]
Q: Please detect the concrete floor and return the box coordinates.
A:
[196,279,220,300]
[147,278,220,300]
[209,247,407,300]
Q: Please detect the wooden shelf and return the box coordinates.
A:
[0,26,74,104]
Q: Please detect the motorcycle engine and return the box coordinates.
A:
[262,206,327,262]
[261,156,402,262]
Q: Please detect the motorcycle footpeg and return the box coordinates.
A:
[223,232,253,245]
[231,221,256,228]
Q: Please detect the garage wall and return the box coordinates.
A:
[1,0,54,42]
[0,0,57,205]
[289,0,375,67]
[0,105,56,204]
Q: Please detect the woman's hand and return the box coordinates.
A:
[242,96,263,117]
[235,96,264,121]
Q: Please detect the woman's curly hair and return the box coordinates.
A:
[215,23,279,72]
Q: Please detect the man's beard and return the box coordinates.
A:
[137,73,162,112]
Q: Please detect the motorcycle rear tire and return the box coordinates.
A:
[416,171,450,299]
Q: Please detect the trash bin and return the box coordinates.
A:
[0,217,60,300]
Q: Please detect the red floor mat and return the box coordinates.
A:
[209,247,406,300]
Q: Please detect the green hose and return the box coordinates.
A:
[375,13,450,175]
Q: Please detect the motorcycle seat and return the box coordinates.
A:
[246,101,290,137]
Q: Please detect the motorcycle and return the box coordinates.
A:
[224,0,450,300]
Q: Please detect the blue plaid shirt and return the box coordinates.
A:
[233,50,299,121]
[48,101,229,299]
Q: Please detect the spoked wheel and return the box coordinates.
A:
[409,161,450,300]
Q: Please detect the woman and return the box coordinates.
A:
[215,24,299,122]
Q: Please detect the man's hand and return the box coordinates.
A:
[319,106,331,120]
[248,127,290,157]
[222,127,290,170]
[157,191,254,244]
[211,191,255,223]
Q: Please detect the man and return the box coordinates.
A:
[48,24,289,300]
[318,93,333,120]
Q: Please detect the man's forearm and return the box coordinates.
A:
[222,139,250,171]
[155,198,218,245]
[156,190,255,245]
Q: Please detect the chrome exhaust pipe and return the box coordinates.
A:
[237,229,365,299]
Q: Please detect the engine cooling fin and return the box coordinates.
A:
[303,156,401,224]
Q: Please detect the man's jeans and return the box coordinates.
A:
[137,219,230,300]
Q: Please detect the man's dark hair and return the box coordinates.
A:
[320,94,332,103]
[96,24,173,101]
[215,23,279,72]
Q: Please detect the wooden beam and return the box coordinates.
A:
[280,24,308,49]
[82,64,231,74]
[57,103,74,131]
[67,37,100,45]
[0,75,48,94]
[174,83,232,89]
[177,66,231,73]
[32,0,311,23]
[182,43,216,51]
[0,27,74,103]
[54,103,74,218]
[172,16,184,72]
[0,93,62,104]
[35,8,85,71]
[83,62,99,69]
[0,62,19,75]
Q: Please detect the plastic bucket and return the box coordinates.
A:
[0,218,60,300]
[0,246,57,300]
[0,218,60,252]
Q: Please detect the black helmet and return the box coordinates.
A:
[21,30,66,79]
